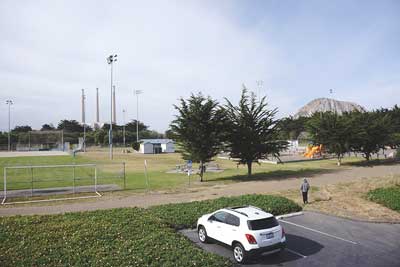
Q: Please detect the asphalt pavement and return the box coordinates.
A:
[180,211,400,267]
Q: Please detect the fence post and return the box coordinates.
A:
[2,168,7,204]
[94,166,97,193]
[31,167,34,197]
[72,165,75,194]
[144,160,149,191]
[123,162,126,190]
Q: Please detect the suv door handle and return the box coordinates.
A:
[232,229,237,232]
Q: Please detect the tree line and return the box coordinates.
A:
[0,119,165,149]
[170,88,400,180]
[306,107,400,165]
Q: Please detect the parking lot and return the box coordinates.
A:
[181,211,400,266]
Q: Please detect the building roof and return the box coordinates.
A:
[140,139,174,144]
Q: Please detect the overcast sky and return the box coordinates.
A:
[1,0,399,132]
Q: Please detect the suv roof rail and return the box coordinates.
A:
[247,205,265,212]
[226,208,248,217]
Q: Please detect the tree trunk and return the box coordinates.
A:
[337,155,341,166]
[199,161,204,182]
[365,153,370,161]
[247,161,252,177]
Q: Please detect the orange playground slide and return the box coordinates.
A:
[304,144,323,158]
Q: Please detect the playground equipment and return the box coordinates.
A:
[304,144,323,158]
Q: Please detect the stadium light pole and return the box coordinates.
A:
[134,90,142,142]
[82,89,86,152]
[122,108,126,148]
[256,80,263,102]
[6,100,13,152]
[107,54,117,160]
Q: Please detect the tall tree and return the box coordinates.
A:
[306,112,355,165]
[57,120,83,132]
[351,111,392,161]
[224,88,287,177]
[40,123,55,131]
[170,93,226,181]
[11,125,32,133]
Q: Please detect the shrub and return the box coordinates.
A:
[367,186,400,212]
[0,208,230,267]
[149,194,302,229]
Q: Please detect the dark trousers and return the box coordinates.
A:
[302,192,308,204]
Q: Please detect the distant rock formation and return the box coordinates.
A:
[294,98,366,118]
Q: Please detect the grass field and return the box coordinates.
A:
[0,194,301,267]
[0,148,364,194]
[367,185,400,212]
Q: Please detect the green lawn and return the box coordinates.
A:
[367,185,400,212]
[0,194,301,267]
[0,151,364,194]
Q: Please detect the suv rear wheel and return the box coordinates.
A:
[233,242,247,263]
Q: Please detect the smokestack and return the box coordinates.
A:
[96,88,100,123]
[112,85,116,124]
[81,89,86,124]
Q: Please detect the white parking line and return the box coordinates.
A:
[279,219,358,245]
[285,248,307,258]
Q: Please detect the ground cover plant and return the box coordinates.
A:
[149,194,302,229]
[367,185,400,212]
[0,194,301,266]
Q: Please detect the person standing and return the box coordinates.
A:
[301,178,310,204]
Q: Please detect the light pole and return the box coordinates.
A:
[122,108,126,149]
[256,80,263,102]
[107,54,117,160]
[134,90,143,142]
[81,89,86,152]
[6,100,13,151]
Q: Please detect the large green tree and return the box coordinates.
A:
[351,111,392,161]
[306,112,356,165]
[224,88,287,177]
[170,93,226,181]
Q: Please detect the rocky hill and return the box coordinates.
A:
[294,98,366,118]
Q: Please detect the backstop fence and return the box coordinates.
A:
[1,162,126,205]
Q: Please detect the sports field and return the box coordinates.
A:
[0,148,364,194]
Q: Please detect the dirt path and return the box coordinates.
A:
[1,164,399,217]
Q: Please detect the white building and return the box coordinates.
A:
[139,139,175,154]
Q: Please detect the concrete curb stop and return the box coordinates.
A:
[276,211,303,220]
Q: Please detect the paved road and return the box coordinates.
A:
[181,211,400,267]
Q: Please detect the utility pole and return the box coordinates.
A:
[6,100,13,151]
[134,90,143,143]
[107,54,117,160]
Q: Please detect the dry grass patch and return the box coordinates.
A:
[278,175,400,222]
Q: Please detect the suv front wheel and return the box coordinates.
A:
[233,242,247,263]
[198,226,209,243]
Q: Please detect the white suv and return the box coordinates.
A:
[196,205,286,263]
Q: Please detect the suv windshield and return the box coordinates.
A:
[247,217,279,230]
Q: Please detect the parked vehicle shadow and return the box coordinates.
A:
[242,234,324,266]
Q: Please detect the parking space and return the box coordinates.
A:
[180,211,400,266]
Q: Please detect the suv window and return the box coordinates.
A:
[210,211,228,223]
[247,217,279,230]
[225,213,240,227]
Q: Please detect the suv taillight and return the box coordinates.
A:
[245,234,257,244]
[281,226,285,238]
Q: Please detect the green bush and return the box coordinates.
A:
[0,208,230,267]
[149,194,302,229]
[0,194,301,266]
[367,186,400,212]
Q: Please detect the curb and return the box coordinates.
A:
[304,210,400,225]
[276,211,303,220]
